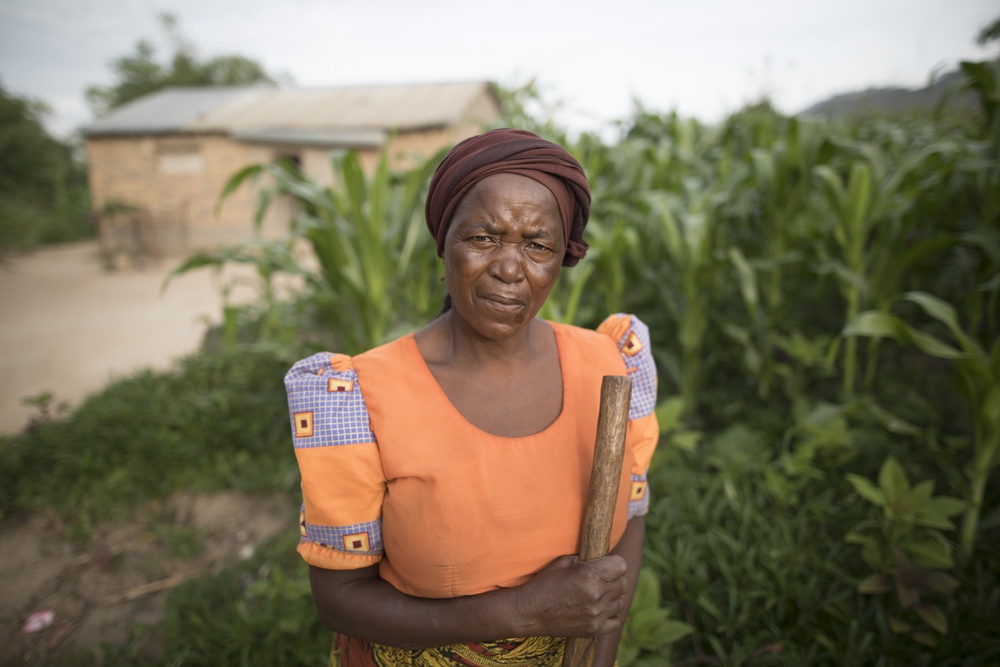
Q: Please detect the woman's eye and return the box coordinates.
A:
[528,242,550,252]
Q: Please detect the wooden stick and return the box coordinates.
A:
[101,572,187,605]
[562,375,632,667]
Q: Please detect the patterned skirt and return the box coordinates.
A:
[329,634,567,667]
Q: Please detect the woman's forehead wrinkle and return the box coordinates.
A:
[457,175,563,241]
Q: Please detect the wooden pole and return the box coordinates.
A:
[561,375,632,667]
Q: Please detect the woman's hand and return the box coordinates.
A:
[307,516,644,656]
[308,554,627,648]
[511,554,629,639]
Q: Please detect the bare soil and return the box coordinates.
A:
[0,491,295,666]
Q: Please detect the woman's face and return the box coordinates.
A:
[442,172,566,341]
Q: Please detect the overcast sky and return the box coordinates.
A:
[1,0,997,138]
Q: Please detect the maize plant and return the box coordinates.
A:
[212,148,446,353]
[843,291,1000,558]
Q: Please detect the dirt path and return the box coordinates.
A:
[0,241,257,434]
[0,491,295,666]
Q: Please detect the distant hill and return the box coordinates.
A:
[799,67,980,119]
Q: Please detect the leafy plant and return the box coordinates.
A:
[207,147,445,353]
[764,402,857,506]
[843,291,999,557]
[654,397,702,454]
[156,533,328,666]
[165,238,310,350]
[643,172,733,415]
[644,447,867,665]
[617,567,693,667]
[846,456,966,648]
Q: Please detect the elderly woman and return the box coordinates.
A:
[285,129,659,667]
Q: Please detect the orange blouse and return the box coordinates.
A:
[285,314,659,599]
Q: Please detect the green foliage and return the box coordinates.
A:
[644,448,867,665]
[576,61,996,664]
[180,147,448,354]
[165,238,310,351]
[85,13,280,116]
[155,524,207,559]
[977,15,1000,47]
[617,567,693,666]
[0,82,92,250]
[0,347,296,526]
[846,457,965,647]
[654,397,702,454]
[153,533,327,666]
[844,292,1000,559]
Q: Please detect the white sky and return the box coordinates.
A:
[1,0,997,138]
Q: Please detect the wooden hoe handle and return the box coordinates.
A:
[561,375,632,667]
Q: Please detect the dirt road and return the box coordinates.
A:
[0,241,256,434]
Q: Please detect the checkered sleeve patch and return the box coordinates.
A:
[299,506,383,556]
[627,474,650,519]
[284,352,376,448]
[607,314,657,421]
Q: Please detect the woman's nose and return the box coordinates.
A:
[488,245,525,283]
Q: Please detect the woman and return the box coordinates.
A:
[285,129,659,667]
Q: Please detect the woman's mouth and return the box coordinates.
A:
[480,294,524,312]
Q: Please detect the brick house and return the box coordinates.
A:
[84,82,501,258]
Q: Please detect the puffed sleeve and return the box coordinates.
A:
[596,314,659,519]
[285,352,387,569]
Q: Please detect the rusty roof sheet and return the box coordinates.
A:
[85,82,496,139]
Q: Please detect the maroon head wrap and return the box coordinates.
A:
[425,128,591,267]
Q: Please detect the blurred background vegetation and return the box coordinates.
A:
[2,18,999,667]
[0,82,92,252]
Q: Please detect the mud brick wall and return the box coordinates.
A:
[86,124,490,257]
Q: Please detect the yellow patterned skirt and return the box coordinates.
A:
[329,634,567,667]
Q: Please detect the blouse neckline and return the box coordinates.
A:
[401,320,570,442]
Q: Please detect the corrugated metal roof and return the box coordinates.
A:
[84,82,496,140]
[230,127,386,148]
[84,87,263,136]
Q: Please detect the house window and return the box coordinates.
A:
[275,153,302,173]
[157,142,203,175]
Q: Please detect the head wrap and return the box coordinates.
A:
[425,128,591,267]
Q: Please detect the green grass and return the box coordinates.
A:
[154,524,206,559]
[0,346,297,529]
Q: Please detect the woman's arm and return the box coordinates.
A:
[308,541,632,650]
[592,516,645,667]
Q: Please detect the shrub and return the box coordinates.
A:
[0,346,297,526]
